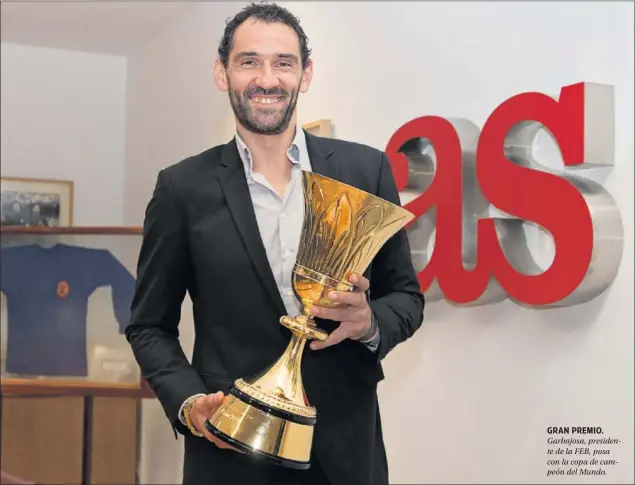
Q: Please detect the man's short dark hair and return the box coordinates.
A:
[218,2,312,69]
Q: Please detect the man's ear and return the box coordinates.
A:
[214,57,228,92]
[299,59,313,94]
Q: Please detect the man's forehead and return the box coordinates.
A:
[232,20,300,51]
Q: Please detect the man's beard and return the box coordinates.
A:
[228,79,300,135]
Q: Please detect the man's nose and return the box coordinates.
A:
[255,64,279,89]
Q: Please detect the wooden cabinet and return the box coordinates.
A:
[1,391,147,485]
[1,396,84,484]
[89,397,140,484]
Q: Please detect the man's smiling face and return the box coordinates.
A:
[215,18,313,135]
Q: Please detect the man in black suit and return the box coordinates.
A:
[125,2,425,484]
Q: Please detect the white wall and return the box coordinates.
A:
[0,42,127,226]
[123,2,634,484]
[124,2,243,227]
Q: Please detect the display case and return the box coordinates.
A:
[0,226,152,485]
[0,226,152,398]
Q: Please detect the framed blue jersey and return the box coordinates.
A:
[0,242,136,378]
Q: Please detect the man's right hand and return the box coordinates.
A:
[189,392,243,452]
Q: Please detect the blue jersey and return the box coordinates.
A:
[0,243,136,377]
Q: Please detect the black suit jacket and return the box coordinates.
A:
[126,131,425,484]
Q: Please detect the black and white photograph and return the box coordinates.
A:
[1,190,61,226]
[0,177,74,227]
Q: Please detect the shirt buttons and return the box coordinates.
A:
[286,289,294,296]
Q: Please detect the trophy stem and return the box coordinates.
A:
[252,331,308,401]
[280,312,329,342]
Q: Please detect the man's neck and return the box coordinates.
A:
[236,121,297,171]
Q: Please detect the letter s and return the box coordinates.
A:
[477,82,624,306]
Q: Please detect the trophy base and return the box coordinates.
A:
[205,381,316,470]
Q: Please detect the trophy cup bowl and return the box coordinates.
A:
[205,170,414,469]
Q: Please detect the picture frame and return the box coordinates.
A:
[0,176,74,227]
[302,119,334,138]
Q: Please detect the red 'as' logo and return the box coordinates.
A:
[385,82,623,307]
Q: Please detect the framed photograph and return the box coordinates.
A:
[0,176,74,227]
[303,119,334,138]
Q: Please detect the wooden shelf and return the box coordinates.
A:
[1,377,154,398]
[302,119,333,138]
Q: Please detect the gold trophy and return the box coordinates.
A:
[205,170,414,469]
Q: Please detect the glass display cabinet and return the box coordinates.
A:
[0,226,152,485]
[0,225,152,397]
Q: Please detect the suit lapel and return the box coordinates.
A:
[216,139,286,315]
[303,130,338,180]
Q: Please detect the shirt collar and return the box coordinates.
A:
[234,124,310,180]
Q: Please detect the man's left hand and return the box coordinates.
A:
[309,273,373,350]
